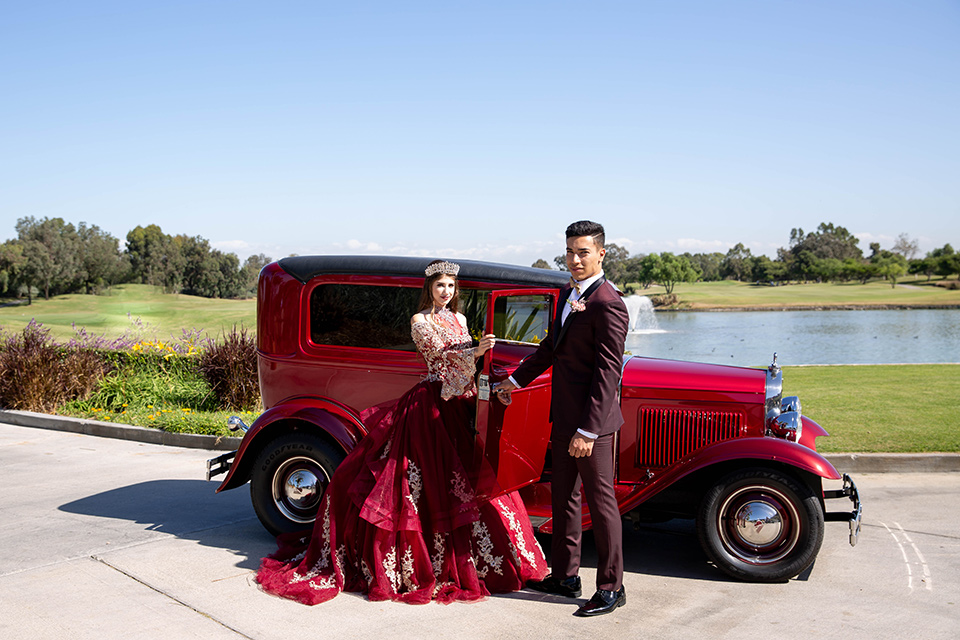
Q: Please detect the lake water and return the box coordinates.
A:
[624,305,960,366]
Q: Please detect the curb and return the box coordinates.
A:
[2,409,958,473]
[822,452,960,474]
[0,409,242,451]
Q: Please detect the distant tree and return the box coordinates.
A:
[935,253,960,279]
[908,257,936,281]
[650,252,699,294]
[531,258,551,269]
[636,253,661,289]
[553,255,568,271]
[16,217,83,300]
[789,222,863,263]
[77,222,126,293]
[720,243,753,281]
[126,224,184,292]
[0,240,26,298]
[873,253,908,287]
[929,243,954,259]
[748,255,786,283]
[811,257,843,283]
[241,254,273,295]
[892,233,920,261]
[602,243,631,284]
[177,235,221,297]
[684,252,724,281]
[620,255,646,289]
[792,250,819,283]
[213,250,245,298]
[840,258,868,283]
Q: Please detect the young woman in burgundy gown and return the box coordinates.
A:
[256,260,547,605]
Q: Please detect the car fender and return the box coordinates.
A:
[215,398,367,493]
[798,415,830,451]
[617,434,842,516]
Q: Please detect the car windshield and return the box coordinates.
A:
[491,294,552,344]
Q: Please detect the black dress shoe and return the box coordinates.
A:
[574,586,626,617]
[526,574,582,598]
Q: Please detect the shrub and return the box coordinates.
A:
[649,293,679,307]
[198,325,260,411]
[0,321,110,412]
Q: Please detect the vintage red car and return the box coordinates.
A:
[208,255,860,582]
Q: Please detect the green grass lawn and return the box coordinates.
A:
[785,364,960,453]
[0,284,256,342]
[637,277,960,309]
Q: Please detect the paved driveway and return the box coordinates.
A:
[1,422,958,640]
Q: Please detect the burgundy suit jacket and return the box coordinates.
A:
[511,278,629,442]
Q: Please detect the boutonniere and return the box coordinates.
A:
[567,298,587,313]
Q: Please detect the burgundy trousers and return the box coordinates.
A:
[549,432,623,591]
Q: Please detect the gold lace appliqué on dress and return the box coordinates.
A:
[411,310,476,401]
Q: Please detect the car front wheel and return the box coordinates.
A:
[697,468,824,582]
[250,433,345,536]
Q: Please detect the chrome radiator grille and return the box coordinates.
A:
[637,407,743,467]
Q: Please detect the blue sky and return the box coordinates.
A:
[2,1,958,267]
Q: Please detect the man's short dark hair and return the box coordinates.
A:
[565,220,605,248]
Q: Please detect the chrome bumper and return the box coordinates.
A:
[824,473,862,546]
[206,450,236,482]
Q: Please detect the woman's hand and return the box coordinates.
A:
[475,334,496,358]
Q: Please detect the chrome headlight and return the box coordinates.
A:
[781,395,801,414]
[769,410,802,442]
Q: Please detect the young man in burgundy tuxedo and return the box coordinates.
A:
[497,220,630,617]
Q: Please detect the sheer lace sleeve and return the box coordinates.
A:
[411,321,477,400]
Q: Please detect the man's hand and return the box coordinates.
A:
[568,434,594,458]
[495,379,517,405]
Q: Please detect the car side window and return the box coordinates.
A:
[310,284,420,350]
[309,284,488,351]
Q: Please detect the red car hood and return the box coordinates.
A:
[622,356,766,397]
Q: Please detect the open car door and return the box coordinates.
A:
[475,288,557,495]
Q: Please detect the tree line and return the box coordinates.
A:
[534,222,960,292]
[0,217,272,302]
[3,217,957,303]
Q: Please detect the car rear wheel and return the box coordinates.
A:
[697,468,824,582]
[250,433,345,536]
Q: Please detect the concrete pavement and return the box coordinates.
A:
[2,420,960,640]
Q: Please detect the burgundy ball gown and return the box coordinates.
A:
[256,308,547,605]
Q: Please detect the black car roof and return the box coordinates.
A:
[278,255,569,287]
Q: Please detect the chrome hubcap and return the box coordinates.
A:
[273,456,328,524]
[718,483,800,565]
[733,501,783,546]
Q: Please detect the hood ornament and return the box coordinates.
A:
[768,352,781,377]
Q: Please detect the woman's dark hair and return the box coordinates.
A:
[565,220,605,248]
[418,260,460,313]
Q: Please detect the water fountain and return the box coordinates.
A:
[623,295,662,333]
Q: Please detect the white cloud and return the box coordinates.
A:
[854,231,895,250]
[212,239,251,252]
[344,239,383,252]
[676,238,730,252]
